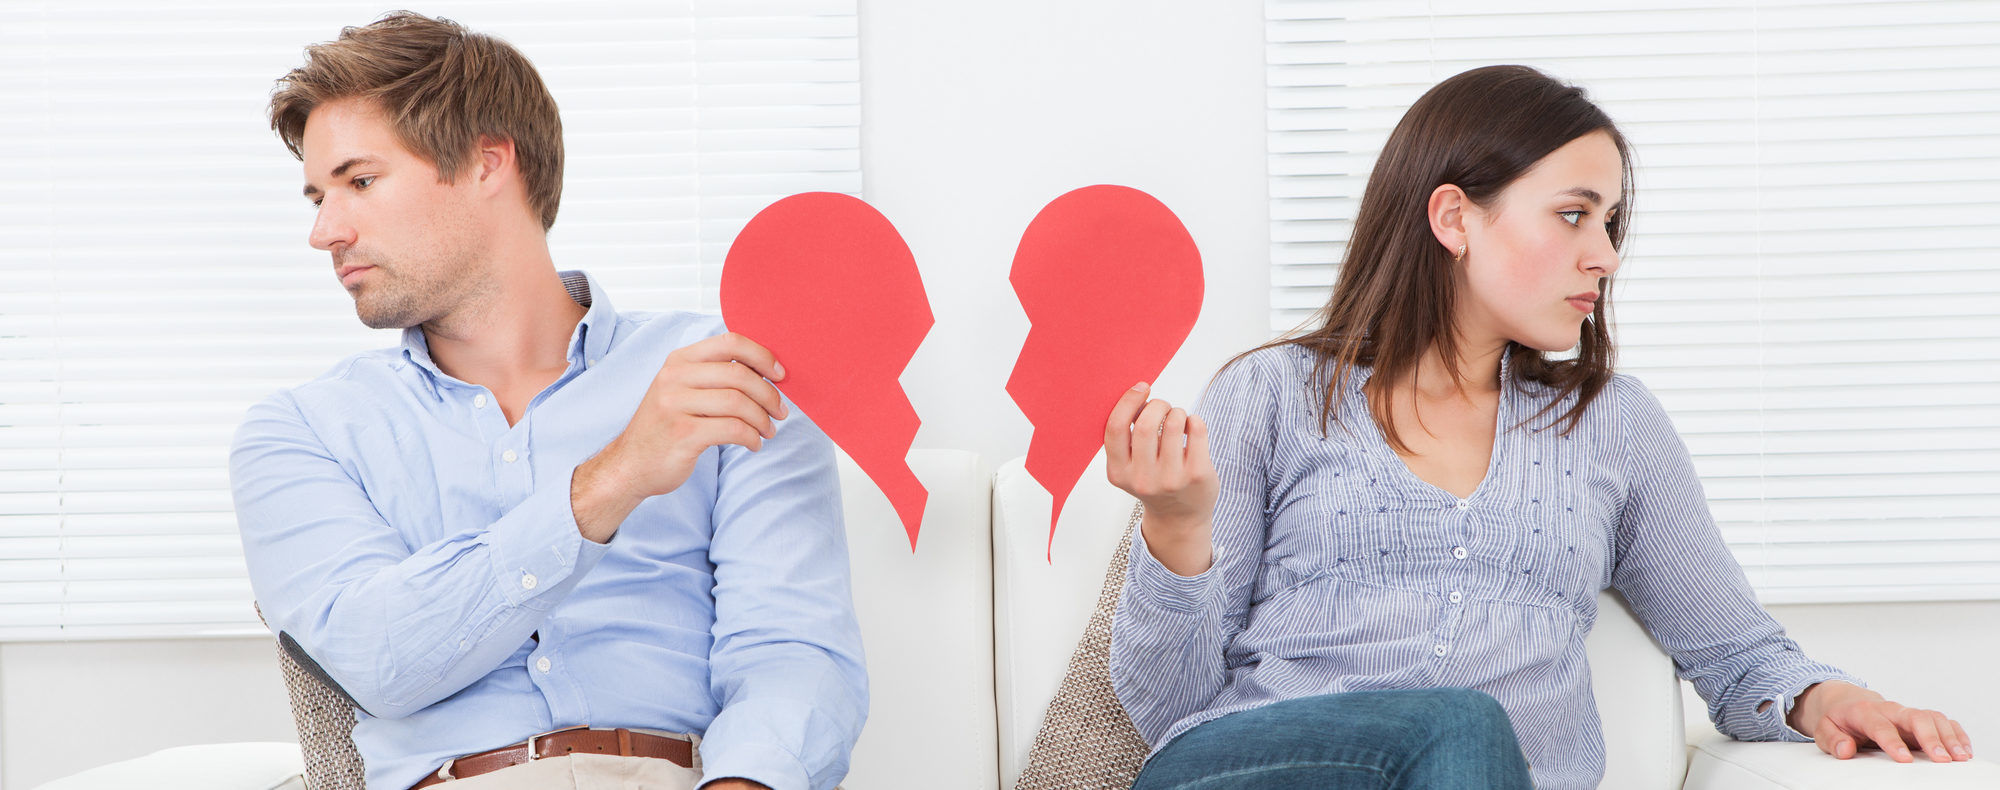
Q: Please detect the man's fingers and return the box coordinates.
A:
[1104,383,1150,466]
[684,332,785,383]
[682,361,789,419]
[688,415,765,453]
[682,389,777,440]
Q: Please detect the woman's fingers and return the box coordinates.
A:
[1103,382,1151,467]
[1130,398,1172,469]
[1187,414,1212,475]
[1907,712,1949,762]
[1945,717,1974,760]
[1856,710,1914,762]
[1159,407,1188,479]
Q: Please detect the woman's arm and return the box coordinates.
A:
[1607,376,1972,762]
[1105,355,1280,746]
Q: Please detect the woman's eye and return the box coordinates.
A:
[1559,210,1585,226]
[354,176,375,190]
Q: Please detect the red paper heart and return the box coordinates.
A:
[720,193,934,549]
[1006,185,1204,560]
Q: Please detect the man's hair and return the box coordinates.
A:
[270,11,565,231]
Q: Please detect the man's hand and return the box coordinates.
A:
[1790,681,1974,763]
[1103,382,1218,577]
[571,332,788,543]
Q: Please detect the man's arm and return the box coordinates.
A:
[695,400,867,790]
[232,392,607,719]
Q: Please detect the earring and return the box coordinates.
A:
[1454,244,1466,262]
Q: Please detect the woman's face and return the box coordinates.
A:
[1457,130,1624,354]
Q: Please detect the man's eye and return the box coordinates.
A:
[310,198,322,209]
[354,176,375,189]
[1559,210,1585,226]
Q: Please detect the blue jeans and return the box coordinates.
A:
[1132,688,1533,790]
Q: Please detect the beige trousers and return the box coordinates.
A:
[433,753,703,789]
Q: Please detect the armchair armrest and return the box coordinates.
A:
[1683,732,2000,790]
[33,743,304,790]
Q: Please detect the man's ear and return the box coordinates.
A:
[474,135,517,195]
[1428,183,1470,258]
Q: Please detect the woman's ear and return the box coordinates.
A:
[1428,184,1469,259]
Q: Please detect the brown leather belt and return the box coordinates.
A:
[411,726,694,788]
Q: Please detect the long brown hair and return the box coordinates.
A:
[1265,65,1632,449]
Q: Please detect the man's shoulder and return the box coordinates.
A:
[604,308,728,350]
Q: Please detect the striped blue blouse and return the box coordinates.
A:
[1109,344,1859,790]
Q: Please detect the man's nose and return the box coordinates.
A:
[309,199,353,252]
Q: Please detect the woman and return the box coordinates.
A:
[1102,65,1973,790]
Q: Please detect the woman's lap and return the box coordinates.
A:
[1132,688,1533,790]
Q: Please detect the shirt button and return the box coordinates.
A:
[1449,591,1463,604]
[473,394,487,409]
[1455,499,1470,510]
[1452,546,1468,560]
[588,358,599,367]
[1434,644,1449,657]
[536,657,552,673]
[502,449,519,463]
[520,572,538,590]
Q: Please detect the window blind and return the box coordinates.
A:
[1266,0,2000,603]
[0,0,861,640]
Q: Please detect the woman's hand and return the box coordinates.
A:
[1104,382,1218,577]
[1790,681,1974,762]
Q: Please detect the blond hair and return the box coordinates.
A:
[270,11,564,230]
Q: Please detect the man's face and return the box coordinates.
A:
[301,98,486,329]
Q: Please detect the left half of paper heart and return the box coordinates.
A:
[720,193,934,549]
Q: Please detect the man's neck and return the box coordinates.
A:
[420,237,586,402]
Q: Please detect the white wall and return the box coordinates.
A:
[862,0,1271,470]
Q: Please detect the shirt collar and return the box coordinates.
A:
[397,270,615,398]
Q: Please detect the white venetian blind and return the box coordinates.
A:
[1266,0,2000,603]
[0,0,861,640]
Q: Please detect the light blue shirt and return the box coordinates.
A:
[232,272,866,790]
[1111,345,1858,790]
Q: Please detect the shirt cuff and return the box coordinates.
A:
[1128,526,1218,615]
[484,465,604,609]
[698,740,810,790]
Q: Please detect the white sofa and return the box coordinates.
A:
[39,450,1999,789]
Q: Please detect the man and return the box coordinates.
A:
[231,13,866,790]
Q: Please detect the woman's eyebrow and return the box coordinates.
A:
[1559,187,1604,205]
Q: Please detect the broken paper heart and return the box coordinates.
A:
[721,186,1202,558]
[1006,185,1204,560]
[720,192,934,549]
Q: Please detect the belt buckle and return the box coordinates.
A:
[525,724,592,760]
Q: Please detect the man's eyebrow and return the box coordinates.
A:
[302,157,380,197]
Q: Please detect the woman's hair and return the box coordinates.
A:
[269,11,566,231]
[1267,64,1632,448]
